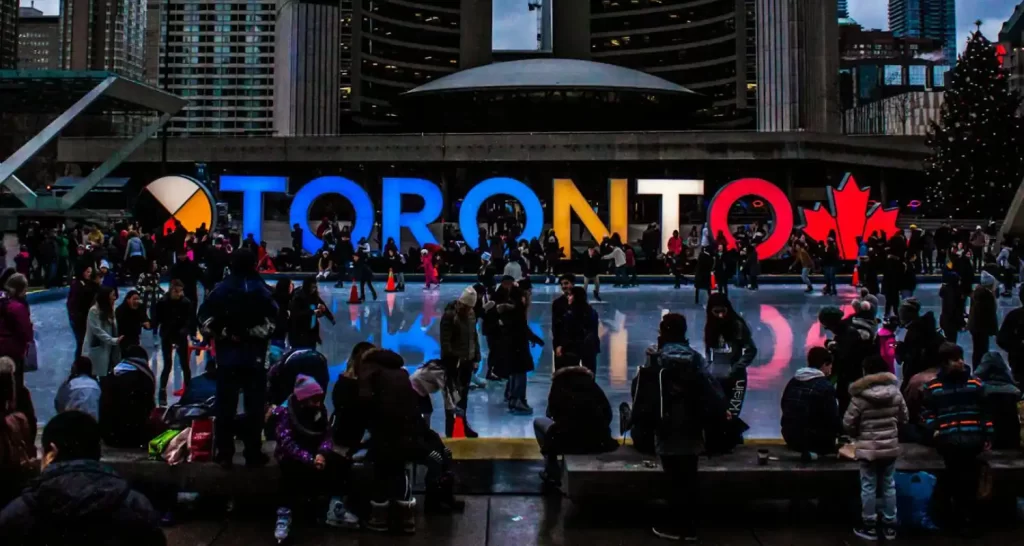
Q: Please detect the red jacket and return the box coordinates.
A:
[667,236,683,256]
[0,294,33,362]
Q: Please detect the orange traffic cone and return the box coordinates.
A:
[851,265,860,287]
[348,281,361,304]
[385,269,397,292]
[710,272,717,290]
[451,415,466,439]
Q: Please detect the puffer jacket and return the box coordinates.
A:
[843,373,909,461]
[975,352,1022,450]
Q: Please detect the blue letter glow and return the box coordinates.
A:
[289,176,374,254]
[458,177,543,249]
[220,175,287,244]
[381,178,442,248]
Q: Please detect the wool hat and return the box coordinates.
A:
[458,286,478,308]
[293,374,324,402]
[898,298,922,325]
[980,271,997,289]
[99,259,111,270]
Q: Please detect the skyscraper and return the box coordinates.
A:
[0,0,16,69]
[275,0,341,136]
[18,7,60,70]
[837,0,849,19]
[58,0,147,80]
[889,0,956,64]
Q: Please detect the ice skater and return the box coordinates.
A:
[421,248,439,290]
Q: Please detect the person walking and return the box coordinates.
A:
[553,286,600,374]
[439,287,482,437]
[843,356,909,541]
[581,246,603,301]
[351,252,377,301]
[288,276,329,351]
[198,249,278,468]
[968,273,999,370]
[630,313,728,542]
[790,241,814,293]
[0,274,33,387]
[150,280,197,406]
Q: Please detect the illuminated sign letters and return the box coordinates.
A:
[220,172,894,259]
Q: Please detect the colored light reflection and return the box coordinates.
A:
[708,178,794,260]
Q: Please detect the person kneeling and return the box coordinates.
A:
[534,365,618,487]
[273,375,357,543]
[780,347,840,459]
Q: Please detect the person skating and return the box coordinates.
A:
[150,280,197,406]
[385,247,407,291]
[843,356,909,542]
[351,252,377,301]
[115,290,151,352]
[703,293,755,450]
[0,274,33,387]
[630,313,728,542]
[0,411,166,545]
[693,246,713,305]
[968,273,999,370]
[602,243,627,288]
[66,265,98,360]
[996,287,1024,379]
[790,241,814,293]
[288,276,330,351]
[272,375,358,542]
[553,286,600,374]
[581,246,604,300]
[939,270,966,343]
[491,281,543,414]
[439,287,481,437]
[421,248,439,290]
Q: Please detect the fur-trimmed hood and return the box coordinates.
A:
[552,364,595,380]
[849,372,900,400]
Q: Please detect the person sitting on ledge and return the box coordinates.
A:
[534,364,617,488]
[98,345,156,449]
[974,351,1021,450]
[780,347,840,459]
[0,411,165,545]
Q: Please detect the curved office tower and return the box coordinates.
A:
[587,0,752,121]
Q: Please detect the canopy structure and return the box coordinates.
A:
[0,71,187,211]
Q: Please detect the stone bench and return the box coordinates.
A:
[563,444,1024,504]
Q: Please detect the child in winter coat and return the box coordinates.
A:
[272,375,358,542]
[421,249,439,289]
[843,356,909,542]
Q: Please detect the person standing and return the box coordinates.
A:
[198,249,278,468]
[151,280,197,406]
[351,252,377,301]
[882,250,906,318]
[694,246,713,304]
[997,287,1024,379]
[492,282,543,415]
[703,293,756,448]
[790,241,814,293]
[667,230,683,257]
[818,306,877,414]
[553,286,600,375]
[0,274,33,387]
[939,271,966,343]
[968,273,999,369]
[631,313,728,542]
[921,343,992,534]
[83,286,122,377]
[439,287,481,437]
[114,290,151,352]
[288,277,329,351]
[67,265,98,359]
[123,231,146,279]
[551,274,574,360]
[290,223,304,253]
[822,237,840,296]
[969,226,987,272]
[602,244,627,287]
[169,248,202,310]
[843,356,909,542]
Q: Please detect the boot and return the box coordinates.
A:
[274,507,291,544]
[325,497,359,529]
[395,499,417,534]
[366,501,389,533]
[462,417,479,439]
[425,473,465,514]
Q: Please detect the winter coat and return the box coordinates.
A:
[828,317,878,409]
[288,293,324,349]
[975,352,1022,450]
[882,256,905,294]
[83,306,120,376]
[921,369,992,453]
[490,301,541,377]
[410,361,458,411]
[439,301,480,364]
[114,304,149,350]
[360,354,431,460]
[543,366,617,455]
[897,312,944,385]
[843,373,909,461]
[904,368,939,428]
[330,375,367,451]
[124,237,145,259]
[780,368,840,454]
[556,306,600,359]
[939,283,966,335]
[0,410,35,509]
[997,307,1024,378]
[98,357,156,448]
[502,261,523,281]
[66,279,98,327]
[198,272,277,361]
[968,287,999,336]
[878,328,897,374]
[630,342,728,456]
[169,259,203,302]
[0,459,165,546]
[151,295,195,339]
[267,349,329,407]
[351,261,373,282]
[970,230,987,250]
[272,401,333,466]
[603,247,626,268]
[694,251,713,289]
[582,253,604,278]
[0,293,33,365]
[667,236,683,256]
[54,375,101,421]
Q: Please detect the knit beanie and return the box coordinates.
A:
[458,286,478,308]
[818,306,844,327]
[898,298,922,325]
[293,374,324,402]
[980,271,997,289]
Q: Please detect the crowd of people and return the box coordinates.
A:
[0,214,1023,544]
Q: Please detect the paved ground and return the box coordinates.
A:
[164,495,1020,545]
[28,283,1019,438]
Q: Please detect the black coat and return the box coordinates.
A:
[267,349,329,406]
[582,253,604,278]
[331,375,367,451]
[694,251,713,289]
[288,293,323,349]
[780,371,839,453]
[544,366,617,455]
[0,459,164,546]
[882,255,905,294]
[556,306,600,358]
[151,295,195,339]
[968,287,999,336]
[114,304,149,350]
[939,283,966,335]
[997,307,1024,378]
[360,353,431,460]
[490,302,542,377]
[98,357,156,448]
[169,259,203,302]
[898,312,944,384]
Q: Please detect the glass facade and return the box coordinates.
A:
[355,0,461,124]
[589,0,749,121]
[159,0,277,135]
[0,0,15,69]
[889,0,956,64]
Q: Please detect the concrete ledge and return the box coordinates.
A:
[564,444,1024,503]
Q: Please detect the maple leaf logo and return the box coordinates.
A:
[797,174,901,260]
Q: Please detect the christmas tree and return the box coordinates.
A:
[925,23,1024,219]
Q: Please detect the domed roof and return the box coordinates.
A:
[404,58,702,98]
